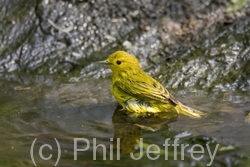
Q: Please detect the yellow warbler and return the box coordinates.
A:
[101,51,204,118]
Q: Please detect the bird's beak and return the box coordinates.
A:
[99,59,110,65]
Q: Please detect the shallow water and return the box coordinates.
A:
[0,74,249,167]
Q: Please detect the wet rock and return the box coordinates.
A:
[157,17,250,91]
[50,78,114,106]
[0,0,250,91]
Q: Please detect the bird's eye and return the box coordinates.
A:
[116,60,122,65]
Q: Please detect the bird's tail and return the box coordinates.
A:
[175,103,205,118]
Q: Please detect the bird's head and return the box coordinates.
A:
[100,51,141,74]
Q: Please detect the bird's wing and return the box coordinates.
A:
[114,79,180,105]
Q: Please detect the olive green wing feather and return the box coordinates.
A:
[114,79,180,105]
[114,75,204,118]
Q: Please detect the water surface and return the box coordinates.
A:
[0,74,249,167]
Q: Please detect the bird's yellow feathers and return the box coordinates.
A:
[102,51,204,118]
